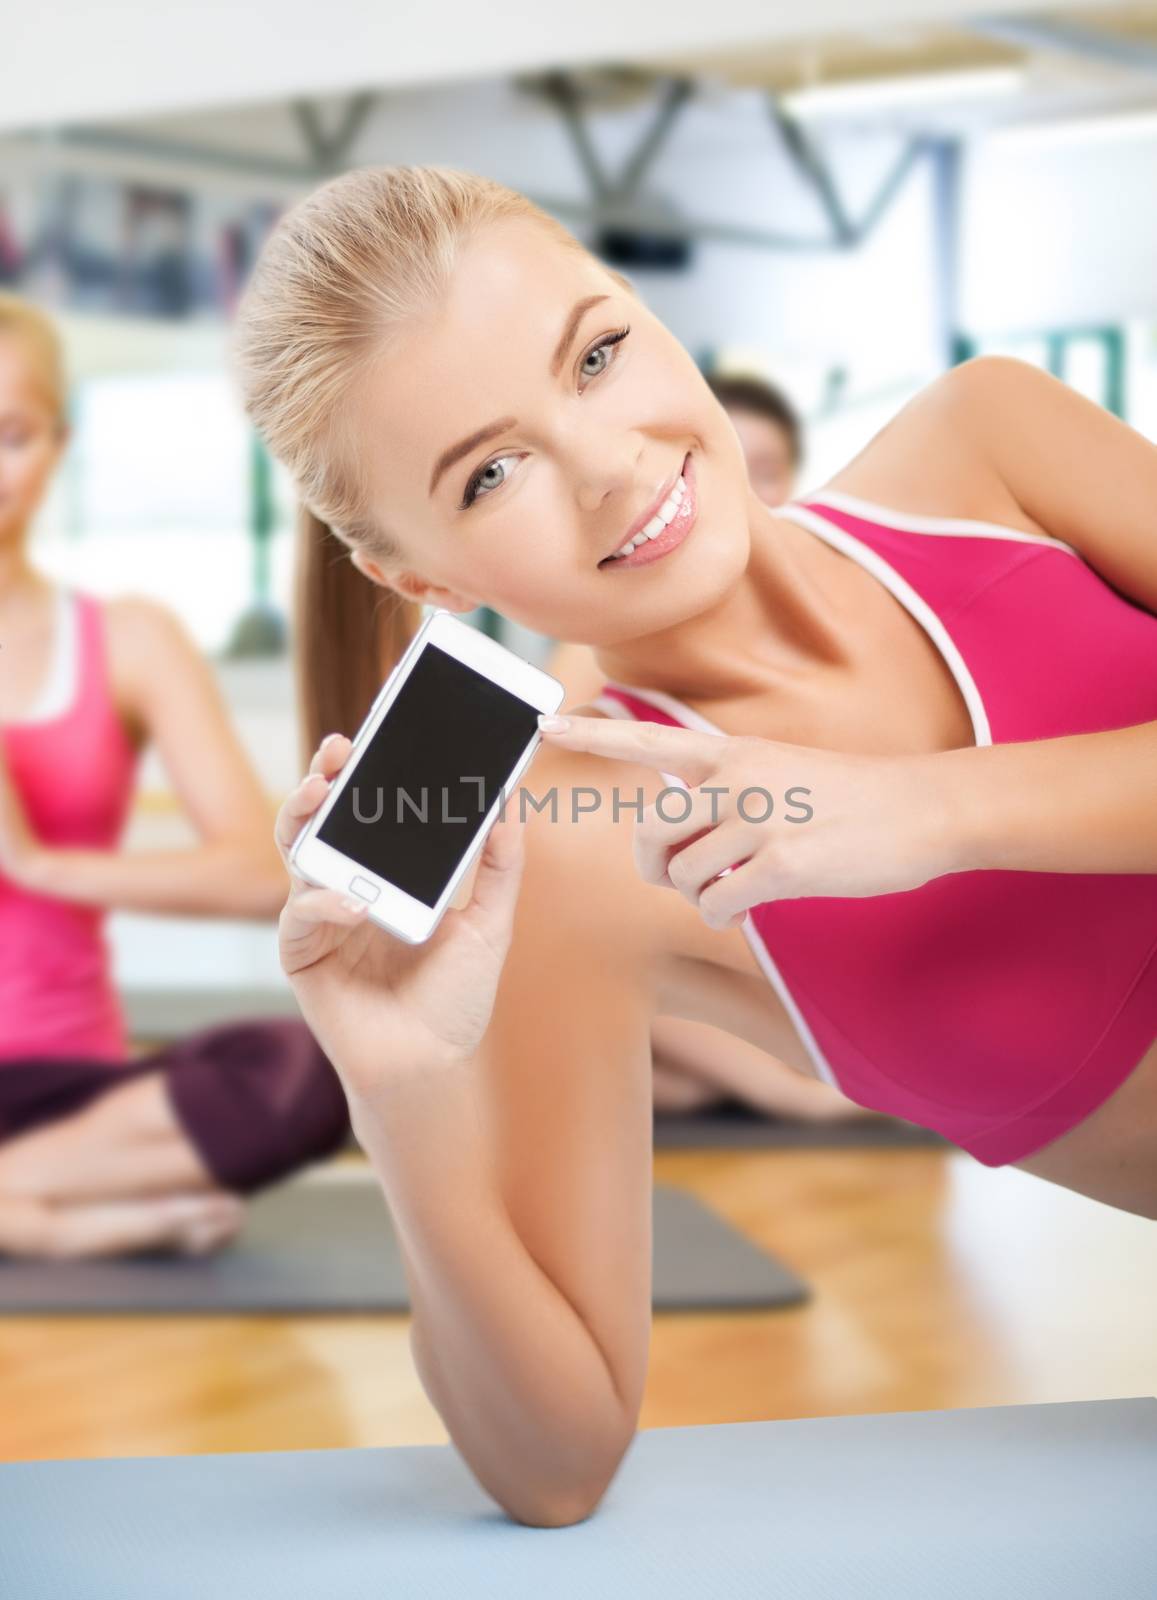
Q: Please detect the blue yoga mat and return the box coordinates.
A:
[0,1399,1152,1597]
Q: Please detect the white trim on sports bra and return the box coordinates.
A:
[591,691,842,1087]
[596,501,995,754]
[7,585,79,726]
[803,488,1080,555]
[776,503,993,750]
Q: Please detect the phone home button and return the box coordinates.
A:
[348,875,381,903]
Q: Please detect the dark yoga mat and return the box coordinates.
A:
[0,1177,806,1315]
[2,1399,1152,1598]
[654,1100,948,1150]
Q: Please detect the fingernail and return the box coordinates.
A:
[341,897,369,914]
[320,732,343,749]
[538,714,570,733]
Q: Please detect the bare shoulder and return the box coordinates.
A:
[102,594,208,739]
[103,593,200,681]
[821,355,1055,539]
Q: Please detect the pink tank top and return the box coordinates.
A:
[596,491,1157,1167]
[0,589,140,1064]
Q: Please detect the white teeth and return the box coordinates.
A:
[607,475,688,561]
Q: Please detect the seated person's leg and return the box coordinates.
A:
[0,1021,350,1256]
[652,1052,725,1112]
[651,1015,865,1121]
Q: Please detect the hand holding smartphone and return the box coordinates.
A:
[272,610,563,1093]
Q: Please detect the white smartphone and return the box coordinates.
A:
[289,608,565,943]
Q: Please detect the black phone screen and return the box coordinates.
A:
[317,643,541,908]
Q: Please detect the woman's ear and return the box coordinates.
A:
[349,546,390,589]
[349,547,476,614]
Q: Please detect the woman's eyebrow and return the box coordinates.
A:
[428,416,517,498]
[549,293,609,377]
[427,293,611,497]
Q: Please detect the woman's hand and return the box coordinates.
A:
[0,739,49,890]
[537,715,960,929]
[273,734,529,1102]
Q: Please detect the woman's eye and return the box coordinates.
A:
[461,453,520,509]
[580,325,630,383]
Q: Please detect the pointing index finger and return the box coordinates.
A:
[537,713,722,785]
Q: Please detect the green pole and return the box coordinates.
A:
[1044,333,1067,382]
[950,333,976,367]
[250,433,274,606]
[1103,328,1126,419]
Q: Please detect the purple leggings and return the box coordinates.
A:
[0,1019,350,1195]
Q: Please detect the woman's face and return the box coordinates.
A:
[726,407,797,508]
[0,336,65,550]
[350,219,754,645]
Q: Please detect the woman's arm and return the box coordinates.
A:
[279,731,664,1526]
[360,743,661,1526]
[923,722,1157,875]
[22,596,287,917]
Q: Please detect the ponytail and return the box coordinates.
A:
[292,507,422,768]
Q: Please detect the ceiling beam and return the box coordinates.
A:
[967,13,1157,79]
[13,124,325,186]
[768,98,930,250]
[12,67,931,260]
[291,92,378,170]
[768,105,856,244]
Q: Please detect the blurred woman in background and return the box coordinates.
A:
[702,373,802,507]
[0,293,348,1260]
[548,369,862,1121]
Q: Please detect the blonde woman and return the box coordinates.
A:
[236,167,1157,1526]
[0,295,349,1260]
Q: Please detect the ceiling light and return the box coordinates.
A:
[984,107,1157,150]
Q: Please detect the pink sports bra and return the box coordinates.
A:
[595,491,1157,1167]
[0,588,140,1063]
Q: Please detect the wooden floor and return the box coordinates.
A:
[1,1146,1155,1462]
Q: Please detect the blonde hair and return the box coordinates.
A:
[233,164,616,757]
[0,291,68,429]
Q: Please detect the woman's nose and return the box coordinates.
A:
[570,436,644,514]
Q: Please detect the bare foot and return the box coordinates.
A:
[0,1190,246,1261]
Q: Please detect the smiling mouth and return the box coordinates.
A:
[598,452,696,571]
